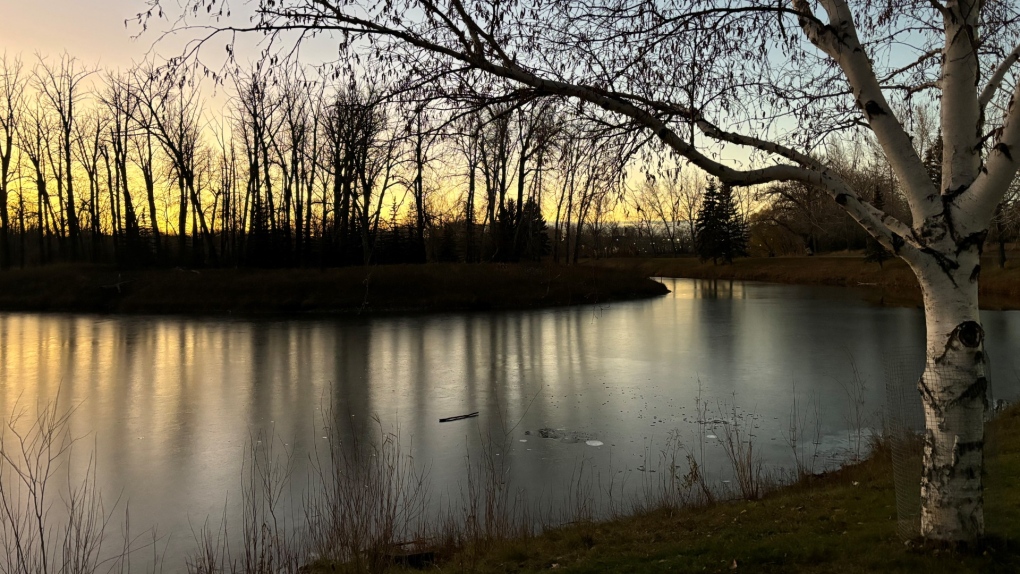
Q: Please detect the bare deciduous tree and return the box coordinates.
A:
[35,54,93,259]
[0,54,26,269]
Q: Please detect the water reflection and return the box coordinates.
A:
[1,278,1019,566]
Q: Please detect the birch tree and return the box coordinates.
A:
[146,0,1020,541]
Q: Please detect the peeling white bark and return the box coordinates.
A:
[795,0,999,543]
[940,0,982,193]
[910,247,987,541]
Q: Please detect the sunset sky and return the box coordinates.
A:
[1,1,161,67]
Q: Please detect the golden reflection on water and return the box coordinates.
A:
[668,278,748,300]
[4,280,1015,567]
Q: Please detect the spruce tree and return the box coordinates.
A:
[719,183,749,263]
[923,131,943,189]
[518,198,550,261]
[695,180,747,264]
[694,181,721,263]
[864,185,893,266]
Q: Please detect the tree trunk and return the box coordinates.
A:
[914,248,986,542]
[0,192,8,270]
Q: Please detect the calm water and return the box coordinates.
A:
[2,278,1019,567]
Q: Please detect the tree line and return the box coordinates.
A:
[2,54,1017,272]
[0,54,636,270]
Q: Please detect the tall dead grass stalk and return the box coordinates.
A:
[0,399,128,574]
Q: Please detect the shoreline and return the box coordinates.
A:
[595,255,1020,310]
[0,263,670,318]
[303,405,1020,573]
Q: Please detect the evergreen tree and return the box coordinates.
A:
[923,131,943,189]
[864,185,893,266]
[494,198,550,262]
[695,180,748,264]
[518,198,551,261]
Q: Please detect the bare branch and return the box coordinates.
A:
[979,42,1020,114]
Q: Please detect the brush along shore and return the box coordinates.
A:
[307,405,1020,574]
[596,255,1020,310]
[0,263,668,316]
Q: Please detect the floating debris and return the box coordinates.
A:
[585,440,604,447]
[439,412,479,423]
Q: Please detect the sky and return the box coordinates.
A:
[1,1,160,68]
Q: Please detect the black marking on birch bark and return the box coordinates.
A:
[956,230,988,256]
[890,233,904,254]
[928,444,981,481]
[835,193,848,205]
[956,440,984,457]
[919,246,960,285]
[970,264,981,283]
[945,185,968,200]
[974,351,984,364]
[928,460,954,480]
[941,196,963,245]
[934,322,984,365]
[949,377,988,410]
[954,439,984,481]
[919,218,947,242]
[863,100,886,119]
[955,321,984,348]
[918,377,942,414]
[993,143,1013,161]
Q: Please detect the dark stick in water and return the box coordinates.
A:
[439,412,479,423]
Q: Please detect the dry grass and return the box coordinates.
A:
[0,399,129,574]
[422,405,1020,574]
[596,255,1020,309]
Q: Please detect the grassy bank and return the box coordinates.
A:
[337,407,1020,574]
[0,263,668,316]
[596,255,1020,310]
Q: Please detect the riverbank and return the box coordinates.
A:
[0,263,669,316]
[595,255,1020,310]
[310,406,1020,573]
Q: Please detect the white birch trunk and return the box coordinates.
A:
[912,246,987,541]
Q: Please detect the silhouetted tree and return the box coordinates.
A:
[0,55,26,270]
[864,186,892,266]
[695,181,747,264]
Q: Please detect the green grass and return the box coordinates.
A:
[596,255,1020,310]
[366,406,1020,574]
[0,263,668,316]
